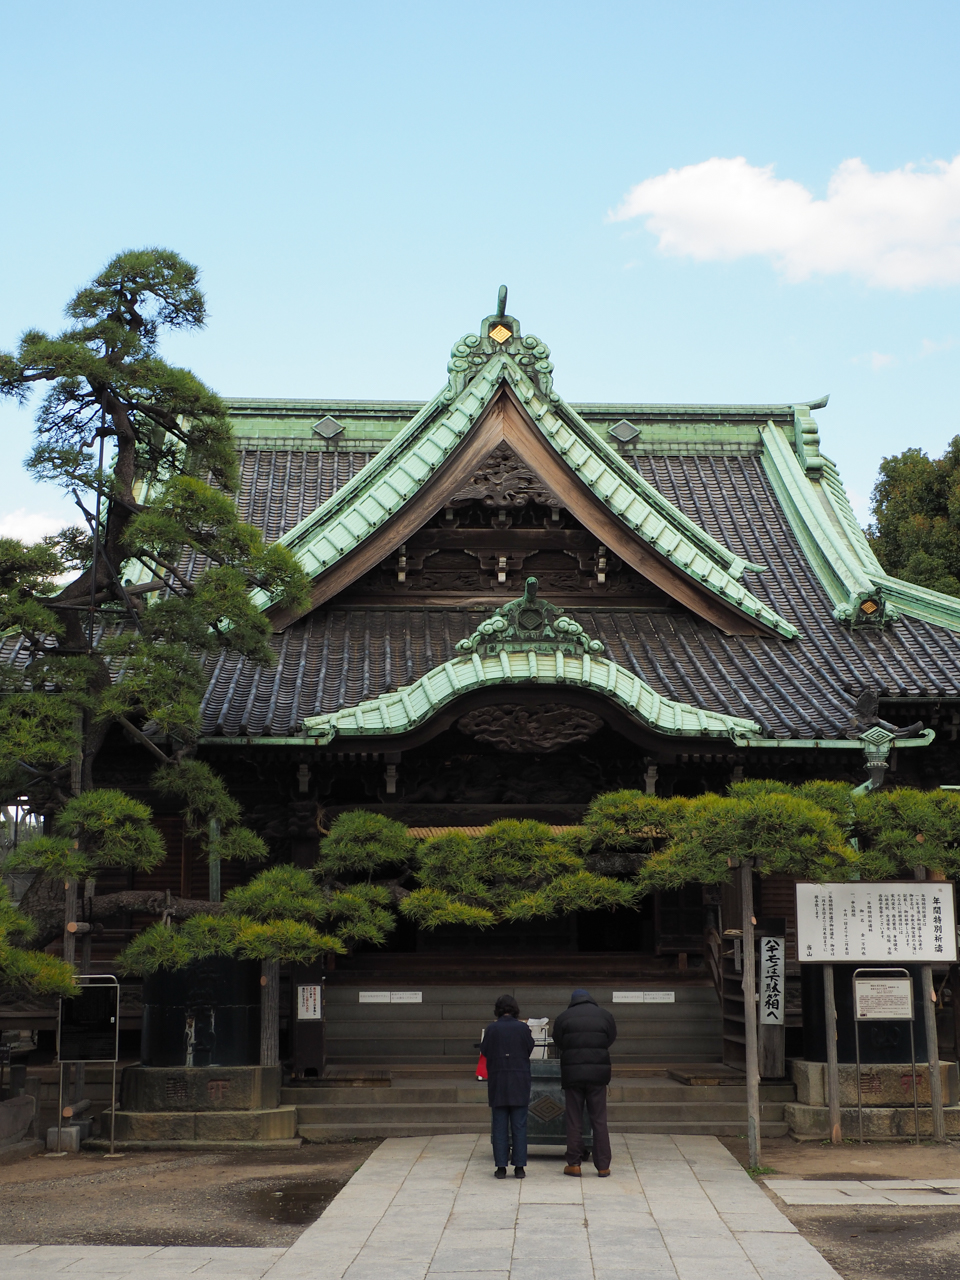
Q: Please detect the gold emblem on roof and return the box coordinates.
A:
[489,323,511,343]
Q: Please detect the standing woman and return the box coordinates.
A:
[480,994,535,1179]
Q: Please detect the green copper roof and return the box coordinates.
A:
[300,577,759,746]
[760,419,960,632]
[251,303,796,638]
[302,646,760,746]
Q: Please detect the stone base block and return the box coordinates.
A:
[114,1104,297,1143]
[0,1139,45,1165]
[790,1059,959,1107]
[121,1065,281,1112]
[786,1101,960,1139]
[0,1095,35,1147]
[46,1124,86,1152]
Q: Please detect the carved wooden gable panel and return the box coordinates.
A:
[336,445,681,608]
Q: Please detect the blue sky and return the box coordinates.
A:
[2,0,959,538]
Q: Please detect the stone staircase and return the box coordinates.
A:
[283,1074,793,1140]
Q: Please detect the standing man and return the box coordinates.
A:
[480,994,535,1179]
[552,988,617,1177]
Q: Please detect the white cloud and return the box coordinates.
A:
[611,155,960,288]
[919,336,958,358]
[0,509,68,544]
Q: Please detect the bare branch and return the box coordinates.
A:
[116,715,171,765]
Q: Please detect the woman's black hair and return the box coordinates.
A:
[494,994,519,1018]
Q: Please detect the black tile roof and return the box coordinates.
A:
[196,450,960,740]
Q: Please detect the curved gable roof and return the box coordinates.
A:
[253,307,796,639]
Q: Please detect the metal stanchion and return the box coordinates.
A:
[852,968,919,1146]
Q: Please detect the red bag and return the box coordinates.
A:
[476,1053,488,1081]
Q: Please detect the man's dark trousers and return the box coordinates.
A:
[563,1085,611,1170]
[491,1104,528,1167]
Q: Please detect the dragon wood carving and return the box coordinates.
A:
[449,444,559,509]
[457,703,604,753]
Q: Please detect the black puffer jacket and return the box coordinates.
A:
[551,992,618,1089]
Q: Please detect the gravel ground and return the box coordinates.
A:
[0,1141,381,1247]
[721,1136,960,1280]
[780,1206,960,1280]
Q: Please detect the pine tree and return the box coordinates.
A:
[0,249,308,993]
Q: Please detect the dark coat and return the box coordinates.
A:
[480,1015,535,1108]
[551,993,618,1090]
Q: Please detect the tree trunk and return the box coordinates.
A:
[17,880,222,950]
[62,878,78,968]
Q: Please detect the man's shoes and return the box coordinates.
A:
[495,1166,507,1179]
[597,1168,611,1177]
[514,1166,525,1178]
[563,1164,582,1177]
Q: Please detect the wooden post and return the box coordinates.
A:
[914,865,946,1140]
[921,964,947,1141]
[823,964,842,1144]
[260,960,280,1067]
[74,878,96,1103]
[951,967,960,1071]
[740,860,761,1167]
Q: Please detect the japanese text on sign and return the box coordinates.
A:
[759,936,785,1025]
[796,882,957,963]
[854,978,914,1021]
[297,985,322,1020]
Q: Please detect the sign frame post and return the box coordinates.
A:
[796,882,957,1147]
[55,974,121,1157]
[852,967,919,1145]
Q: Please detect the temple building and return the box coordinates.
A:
[87,294,960,1073]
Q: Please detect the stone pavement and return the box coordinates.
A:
[767,1177,960,1205]
[1,1134,842,1279]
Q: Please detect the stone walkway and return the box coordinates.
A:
[1,1135,842,1280]
[767,1177,960,1205]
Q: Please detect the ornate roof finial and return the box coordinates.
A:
[444,291,557,405]
[455,577,603,657]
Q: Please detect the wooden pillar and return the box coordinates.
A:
[260,960,280,1068]
[915,866,947,1141]
[921,964,947,1141]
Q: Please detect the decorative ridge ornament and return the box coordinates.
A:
[833,585,900,630]
[454,578,604,658]
[444,285,557,404]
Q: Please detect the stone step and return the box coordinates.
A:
[293,1101,788,1125]
[786,1102,960,1139]
[114,1105,297,1143]
[298,1121,790,1140]
[281,1082,793,1106]
[84,1138,303,1152]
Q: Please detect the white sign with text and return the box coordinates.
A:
[796,882,957,963]
[297,985,323,1020]
[854,977,914,1021]
[358,991,423,1004]
[759,936,786,1025]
